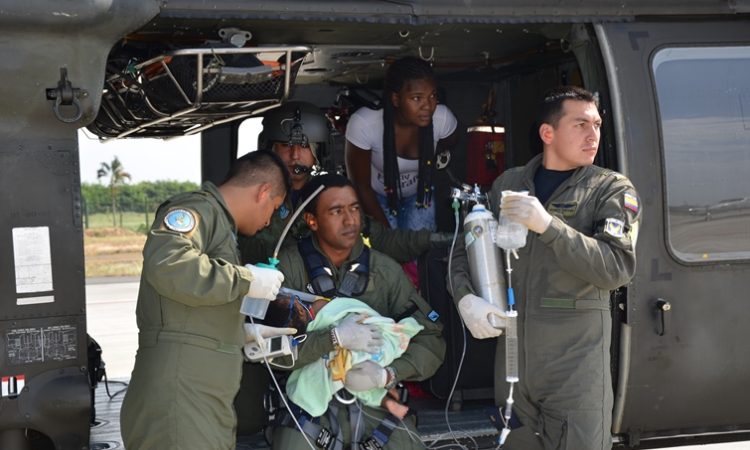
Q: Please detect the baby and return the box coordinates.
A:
[263,293,420,419]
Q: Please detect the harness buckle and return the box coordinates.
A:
[316,427,333,449]
[358,437,383,450]
[396,382,409,405]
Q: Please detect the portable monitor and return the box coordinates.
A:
[243,335,296,363]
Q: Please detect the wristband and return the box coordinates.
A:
[330,328,341,350]
[384,366,398,390]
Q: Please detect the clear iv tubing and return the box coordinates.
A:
[501,249,520,446]
[253,183,326,450]
[445,199,471,448]
[272,184,326,262]
[250,315,318,450]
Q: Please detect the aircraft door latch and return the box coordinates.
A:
[651,298,671,336]
[46,68,88,123]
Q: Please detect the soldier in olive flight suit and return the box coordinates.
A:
[269,174,446,450]
[120,151,292,450]
[449,86,642,450]
[234,102,451,435]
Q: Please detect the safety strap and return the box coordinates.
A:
[298,237,370,298]
[344,396,403,450]
[299,237,338,298]
[270,395,405,450]
[362,216,372,239]
[394,305,419,323]
[270,402,344,450]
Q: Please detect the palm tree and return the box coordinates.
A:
[97,156,132,227]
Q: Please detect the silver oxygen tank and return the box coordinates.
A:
[463,203,508,328]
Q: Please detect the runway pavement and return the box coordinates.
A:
[84,277,750,450]
[86,277,139,380]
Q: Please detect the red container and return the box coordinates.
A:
[466,125,505,186]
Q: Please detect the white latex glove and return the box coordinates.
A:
[458,294,507,339]
[344,360,387,392]
[243,323,297,347]
[501,193,553,234]
[334,314,383,354]
[244,264,284,301]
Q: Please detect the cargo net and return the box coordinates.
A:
[87,46,308,140]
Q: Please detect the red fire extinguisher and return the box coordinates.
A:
[467,90,505,186]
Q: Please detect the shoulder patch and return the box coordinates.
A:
[507,166,525,173]
[604,218,625,238]
[624,193,639,213]
[164,208,196,233]
[279,203,290,219]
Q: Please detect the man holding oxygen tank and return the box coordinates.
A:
[449,86,642,450]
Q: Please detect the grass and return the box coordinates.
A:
[84,227,147,278]
[86,211,152,232]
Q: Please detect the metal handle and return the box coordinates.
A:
[651,298,671,336]
[47,68,85,123]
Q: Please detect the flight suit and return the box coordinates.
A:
[271,235,446,449]
[450,154,641,450]
[120,181,254,450]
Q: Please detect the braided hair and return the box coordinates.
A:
[381,57,436,216]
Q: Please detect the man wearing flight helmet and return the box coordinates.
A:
[239,100,453,267]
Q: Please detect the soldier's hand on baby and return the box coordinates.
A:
[334,314,383,354]
[501,193,552,234]
[457,294,506,339]
[344,360,387,391]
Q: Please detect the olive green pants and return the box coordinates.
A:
[121,341,243,450]
[495,308,613,450]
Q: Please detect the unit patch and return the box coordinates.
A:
[603,218,625,238]
[548,201,578,217]
[624,193,639,213]
[279,203,290,219]
[164,209,196,233]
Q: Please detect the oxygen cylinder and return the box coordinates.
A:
[464,204,508,328]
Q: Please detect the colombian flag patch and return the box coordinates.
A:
[624,193,639,213]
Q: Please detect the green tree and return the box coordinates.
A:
[97,156,132,226]
[81,183,109,214]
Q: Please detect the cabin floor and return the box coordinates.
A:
[89,377,502,450]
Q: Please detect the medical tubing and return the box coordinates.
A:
[444,199,470,448]
[242,184,324,320]
[504,310,519,383]
[504,251,514,308]
[273,184,326,261]
[249,314,317,450]
[499,384,514,446]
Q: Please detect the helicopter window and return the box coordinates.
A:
[653,46,750,262]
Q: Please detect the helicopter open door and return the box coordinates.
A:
[599,21,750,447]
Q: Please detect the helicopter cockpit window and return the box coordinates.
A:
[653,46,750,262]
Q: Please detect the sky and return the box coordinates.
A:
[78,118,263,185]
